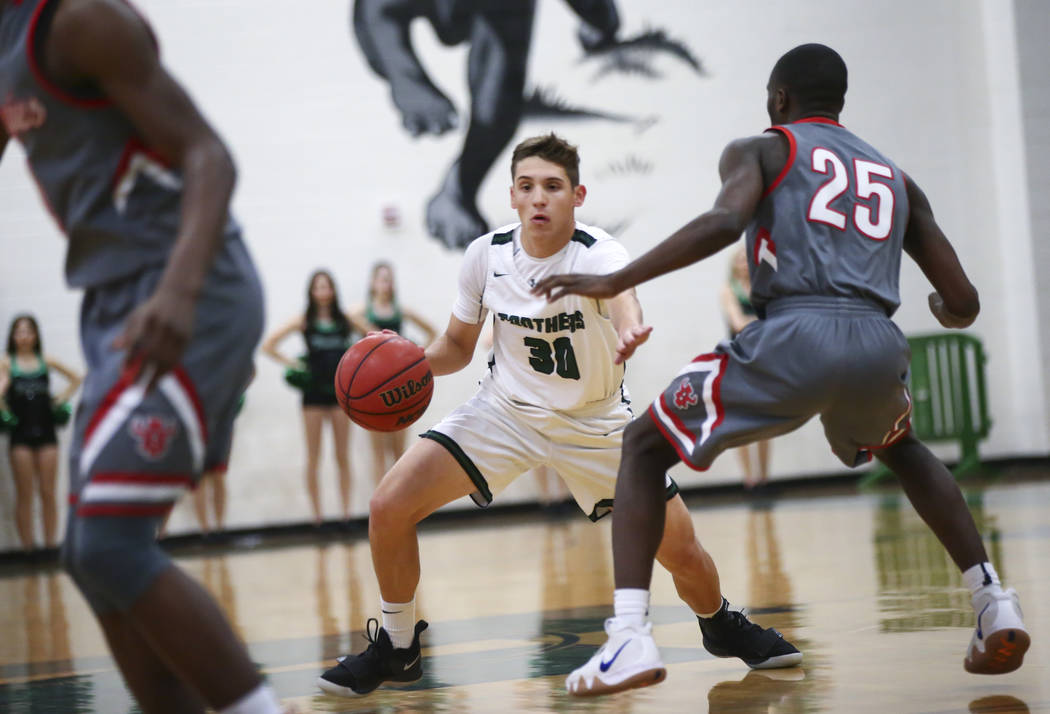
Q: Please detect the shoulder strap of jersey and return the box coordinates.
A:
[762,125,798,199]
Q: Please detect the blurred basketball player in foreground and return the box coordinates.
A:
[318,133,800,697]
[535,43,1029,695]
[0,1,282,711]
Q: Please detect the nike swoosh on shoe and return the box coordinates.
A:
[599,640,631,672]
[977,602,990,640]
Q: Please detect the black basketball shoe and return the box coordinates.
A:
[699,599,802,669]
[317,618,428,696]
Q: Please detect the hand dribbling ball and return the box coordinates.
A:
[334,333,434,431]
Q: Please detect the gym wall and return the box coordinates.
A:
[0,0,1046,545]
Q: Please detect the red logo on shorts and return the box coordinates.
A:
[129,416,178,461]
[673,379,699,410]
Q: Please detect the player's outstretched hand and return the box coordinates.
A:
[112,285,196,391]
[532,273,621,302]
[928,292,975,329]
[615,324,653,365]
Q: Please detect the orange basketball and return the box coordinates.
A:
[334,333,434,432]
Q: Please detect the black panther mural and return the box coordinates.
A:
[352,0,703,248]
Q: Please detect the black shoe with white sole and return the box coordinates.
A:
[318,618,428,696]
[699,599,802,669]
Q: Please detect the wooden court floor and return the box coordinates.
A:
[0,467,1047,713]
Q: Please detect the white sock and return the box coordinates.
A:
[613,588,650,628]
[963,562,1001,594]
[218,683,281,714]
[381,597,416,649]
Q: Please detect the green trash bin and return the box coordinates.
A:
[907,332,992,474]
[860,332,992,486]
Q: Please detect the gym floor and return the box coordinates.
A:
[1,464,1046,713]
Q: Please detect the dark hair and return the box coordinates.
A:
[368,261,397,304]
[770,43,847,113]
[304,269,349,332]
[6,313,42,356]
[511,133,581,186]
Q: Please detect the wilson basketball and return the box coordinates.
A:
[334,333,434,432]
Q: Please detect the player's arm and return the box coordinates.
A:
[261,318,305,369]
[0,357,10,411]
[45,357,83,404]
[901,174,980,328]
[534,137,766,301]
[424,315,484,377]
[48,0,237,387]
[402,308,438,346]
[606,289,652,365]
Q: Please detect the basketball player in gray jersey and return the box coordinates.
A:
[0,1,282,712]
[535,44,1029,696]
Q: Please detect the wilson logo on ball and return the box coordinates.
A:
[379,372,433,407]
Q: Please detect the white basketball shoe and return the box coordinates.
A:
[964,587,1030,674]
[565,618,667,697]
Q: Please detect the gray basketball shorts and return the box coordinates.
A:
[649,297,912,470]
[68,242,263,519]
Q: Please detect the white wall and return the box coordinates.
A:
[1011,0,1050,438]
[1,0,1046,548]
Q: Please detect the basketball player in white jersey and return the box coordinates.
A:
[318,133,801,697]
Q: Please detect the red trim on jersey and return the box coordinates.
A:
[762,126,796,198]
[172,366,208,443]
[794,117,843,127]
[89,472,194,486]
[752,228,775,267]
[77,503,175,518]
[82,358,142,444]
[111,137,173,190]
[206,462,228,475]
[26,0,111,109]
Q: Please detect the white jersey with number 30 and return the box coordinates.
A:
[453,221,630,412]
